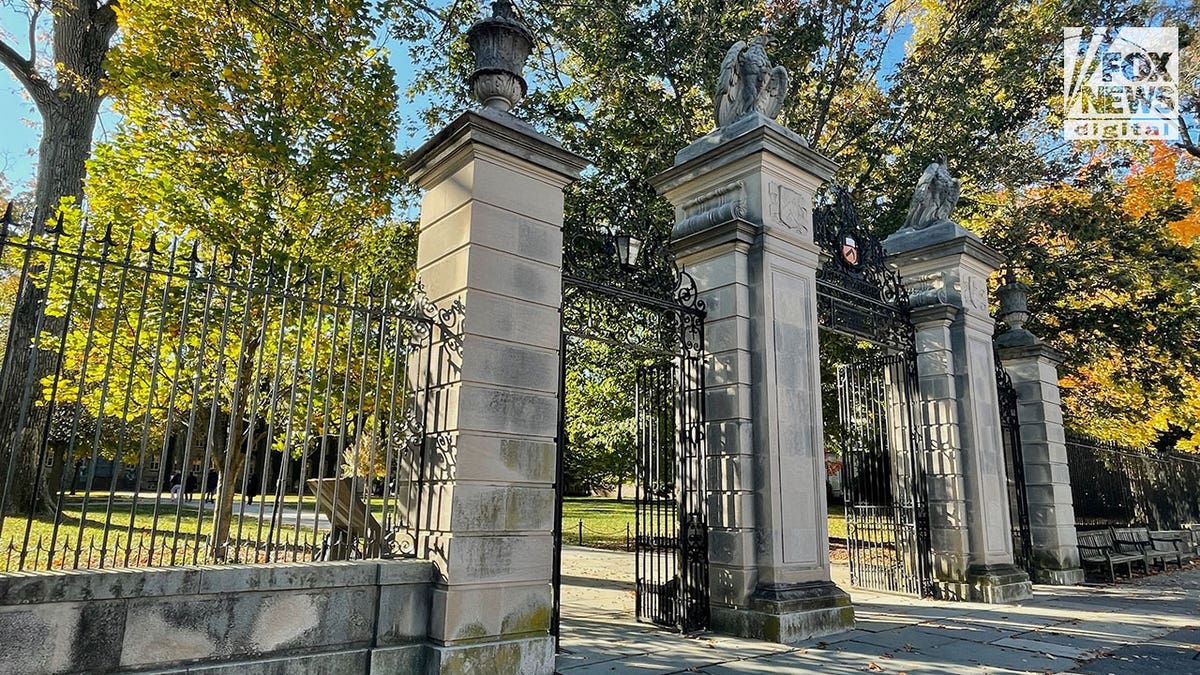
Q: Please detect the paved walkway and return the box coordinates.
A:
[556,546,1200,674]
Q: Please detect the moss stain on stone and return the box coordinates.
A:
[454,622,490,641]
[500,602,550,635]
[440,642,521,675]
[762,615,781,642]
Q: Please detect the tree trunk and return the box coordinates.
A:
[210,455,245,562]
[0,1,115,518]
[209,337,262,562]
[0,108,101,517]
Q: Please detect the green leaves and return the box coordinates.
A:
[96,0,405,269]
[563,339,640,494]
[981,143,1200,447]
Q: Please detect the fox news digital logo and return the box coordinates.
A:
[1064,27,1178,141]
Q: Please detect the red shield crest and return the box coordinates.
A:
[841,235,859,266]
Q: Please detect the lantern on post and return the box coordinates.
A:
[613,231,644,271]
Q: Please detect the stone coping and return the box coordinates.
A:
[0,558,433,606]
[997,341,1066,365]
[403,107,589,188]
[883,221,1006,272]
[651,114,838,195]
[671,113,821,166]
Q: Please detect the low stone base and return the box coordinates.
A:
[425,636,554,675]
[179,649,371,675]
[967,564,1033,603]
[1031,566,1085,586]
[710,581,855,645]
[932,581,970,602]
[369,644,427,673]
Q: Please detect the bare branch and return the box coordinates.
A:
[1177,114,1200,159]
[28,1,41,68]
[0,37,52,110]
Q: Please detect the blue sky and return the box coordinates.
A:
[0,6,42,193]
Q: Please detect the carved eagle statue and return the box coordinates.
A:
[714,36,789,128]
[902,159,961,230]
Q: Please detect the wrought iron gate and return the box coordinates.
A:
[996,363,1032,574]
[551,224,707,640]
[815,186,932,596]
[837,354,930,595]
[634,360,708,631]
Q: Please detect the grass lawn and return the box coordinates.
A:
[0,491,392,572]
[561,497,636,550]
[6,494,845,570]
[563,497,848,550]
[827,503,847,540]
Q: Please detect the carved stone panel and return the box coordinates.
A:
[965,274,988,311]
[767,182,810,236]
[769,267,821,566]
[674,181,746,238]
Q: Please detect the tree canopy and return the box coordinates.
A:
[4,0,1199,470]
[976,142,1200,449]
[91,0,406,266]
[391,0,1200,450]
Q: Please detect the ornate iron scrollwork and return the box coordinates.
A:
[995,359,1020,422]
[814,185,914,350]
[562,224,705,354]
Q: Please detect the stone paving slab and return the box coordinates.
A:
[556,548,1200,674]
[913,619,1027,645]
[1070,626,1200,674]
[991,635,1093,660]
[838,625,961,652]
[850,614,922,633]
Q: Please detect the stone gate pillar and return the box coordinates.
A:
[402,12,588,666]
[884,216,1033,603]
[651,113,854,643]
[995,277,1084,585]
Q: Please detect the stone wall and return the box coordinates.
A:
[0,559,433,674]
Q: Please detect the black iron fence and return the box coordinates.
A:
[0,206,459,572]
[1066,432,1200,529]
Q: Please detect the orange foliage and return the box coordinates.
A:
[1122,142,1200,243]
[1171,211,1200,243]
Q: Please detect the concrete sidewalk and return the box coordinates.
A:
[556,546,1200,674]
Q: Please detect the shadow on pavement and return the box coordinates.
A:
[557,547,1200,674]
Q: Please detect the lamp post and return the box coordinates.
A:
[465,0,534,112]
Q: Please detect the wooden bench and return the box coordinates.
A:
[1111,526,1177,572]
[1077,529,1147,581]
[1149,530,1194,565]
[307,477,384,561]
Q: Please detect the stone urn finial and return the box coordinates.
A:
[995,268,1038,346]
[466,0,534,112]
